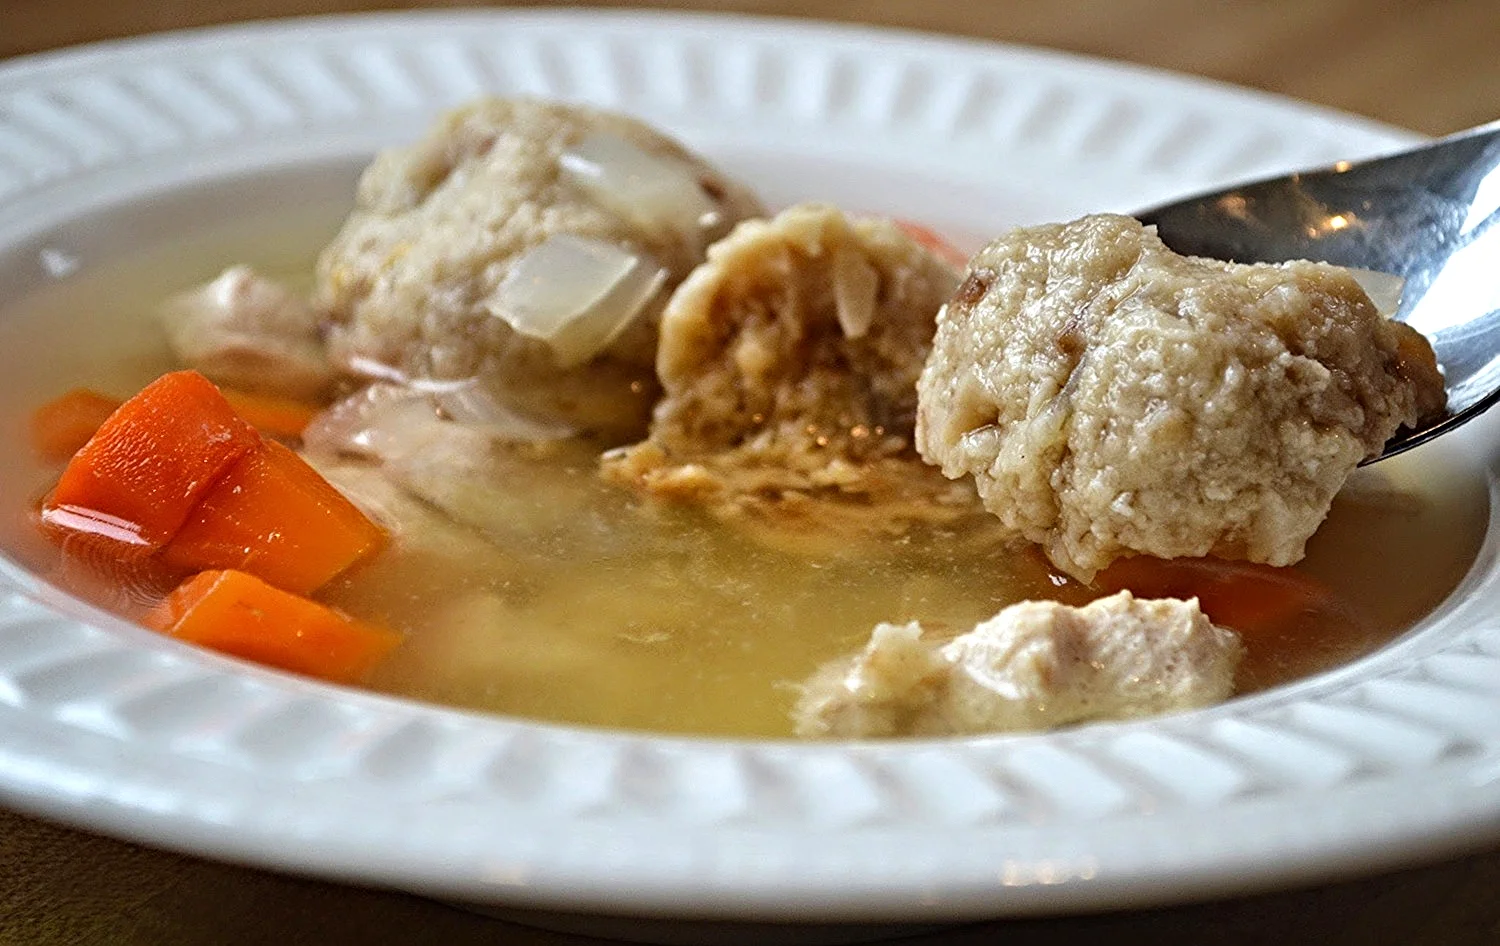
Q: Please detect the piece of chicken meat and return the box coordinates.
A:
[160,265,335,399]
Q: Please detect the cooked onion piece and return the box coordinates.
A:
[1345,267,1406,318]
[488,235,667,369]
[1337,267,1447,421]
[430,380,576,443]
[302,383,443,463]
[339,353,412,385]
[832,246,879,339]
[560,132,724,244]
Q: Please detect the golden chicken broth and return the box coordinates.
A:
[0,210,1488,737]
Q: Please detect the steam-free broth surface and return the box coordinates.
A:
[0,210,1487,737]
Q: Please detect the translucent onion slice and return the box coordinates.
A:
[302,383,444,463]
[1345,266,1406,318]
[339,354,411,385]
[432,380,576,443]
[489,235,666,368]
[559,132,723,241]
[832,246,879,339]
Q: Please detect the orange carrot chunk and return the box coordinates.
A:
[30,389,124,461]
[221,389,319,440]
[42,371,261,549]
[1095,556,1343,636]
[145,569,400,684]
[30,493,183,608]
[159,440,385,594]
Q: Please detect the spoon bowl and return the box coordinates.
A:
[1137,120,1500,463]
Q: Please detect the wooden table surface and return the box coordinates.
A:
[4,2,1500,945]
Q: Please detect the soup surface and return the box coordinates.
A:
[0,202,1487,737]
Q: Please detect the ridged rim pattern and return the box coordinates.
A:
[1,10,1497,922]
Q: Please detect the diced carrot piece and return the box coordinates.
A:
[896,220,970,269]
[42,371,261,549]
[30,389,124,461]
[221,389,319,440]
[31,493,182,608]
[159,440,385,594]
[1095,556,1343,636]
[145,569,400,683]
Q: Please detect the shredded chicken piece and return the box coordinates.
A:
[794,591,1243,738]
[160,265,334,399]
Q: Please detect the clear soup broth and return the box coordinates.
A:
[0,202,1487,737]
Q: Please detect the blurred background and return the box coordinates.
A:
[7,0,1499,136]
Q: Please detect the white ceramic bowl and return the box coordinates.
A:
[2,10,1499,934]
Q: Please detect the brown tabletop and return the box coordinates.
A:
[4,2,1500,944]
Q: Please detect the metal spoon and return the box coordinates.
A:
[1136,119,1500,463]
